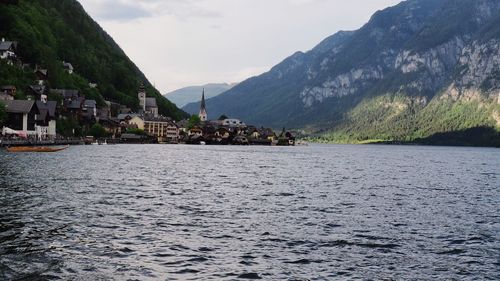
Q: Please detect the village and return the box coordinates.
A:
[0,38,296,147]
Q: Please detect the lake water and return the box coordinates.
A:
[0,144,499,280]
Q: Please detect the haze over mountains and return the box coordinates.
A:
[164,83,236,109]
[183,0,500,144]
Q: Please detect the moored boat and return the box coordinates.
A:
[6,145,69,153]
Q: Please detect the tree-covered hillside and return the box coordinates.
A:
[0,0,187,120]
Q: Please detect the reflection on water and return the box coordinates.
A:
[0,144,499,280]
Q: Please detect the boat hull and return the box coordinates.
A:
[6,145,69,152]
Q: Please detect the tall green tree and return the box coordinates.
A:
[89,123,106,138]
[187,115,201,129]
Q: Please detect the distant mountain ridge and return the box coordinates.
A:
[183,0,500,145]
[164,83,236,109]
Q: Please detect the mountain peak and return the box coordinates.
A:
[182,0,500,145]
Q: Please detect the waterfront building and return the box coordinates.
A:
[35,100,57,139]
[221,118,246,128]
[199,89,208,121]
[188,127,203,138]
[129,115,179,143]
[82,99,97,120]
[51,89,84,117]
[2,100,39,137]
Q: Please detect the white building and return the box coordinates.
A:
[0,38,17,65]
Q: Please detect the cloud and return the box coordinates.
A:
[77,0,402,92]
[79,0,221,22]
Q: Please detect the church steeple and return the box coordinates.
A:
[199,88,208,121]
[138,82,146,112]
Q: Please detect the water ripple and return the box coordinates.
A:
[0,144,499,280]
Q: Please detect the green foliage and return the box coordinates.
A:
[0,101,6,125]
[88,123,106,138]
[0,0,187,119]
[56,116,81,137]
[187,115,201,129]
[125,128,145,135]
[0,61,36,92]
[317,92,500,146]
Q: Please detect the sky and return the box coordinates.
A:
[77,0,401,93]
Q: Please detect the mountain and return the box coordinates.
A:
[164,83,236,109]
[184,0,500,145]
[0,0,187,120]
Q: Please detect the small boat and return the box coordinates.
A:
[6,145,69,153]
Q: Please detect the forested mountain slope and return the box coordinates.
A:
[0,0,187,120]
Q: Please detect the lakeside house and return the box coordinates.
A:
[82,99,97,120]
[2,100,39,137]
[129,115,179,143]
[35,100,57,139]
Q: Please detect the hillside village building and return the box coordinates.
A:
[0,85,16,101]
[138,84,159,117]
[62,61,74,74]
[0,38,17,65]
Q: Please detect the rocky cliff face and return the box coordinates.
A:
[183,0,500,143]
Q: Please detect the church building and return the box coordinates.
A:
[199,88,208,121]
[138,83,158,117]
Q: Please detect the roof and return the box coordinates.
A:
[145,97,157,108]
[62,62,74,70]
[4,100,35,114]
[200,89,206,111]
[121,133,143,139]
[0,41,16,51]
[117,113,139,120]
[99,116,120,125]
[64,97,84,109]
[84,99,96,108]
[37,109,48,121]
[29,85,46,95]
[144,115,172,122]
[35,69,48,76]
[36,101,57,118]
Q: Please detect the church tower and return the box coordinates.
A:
[199,88,208,121]
[138,83,146,112]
